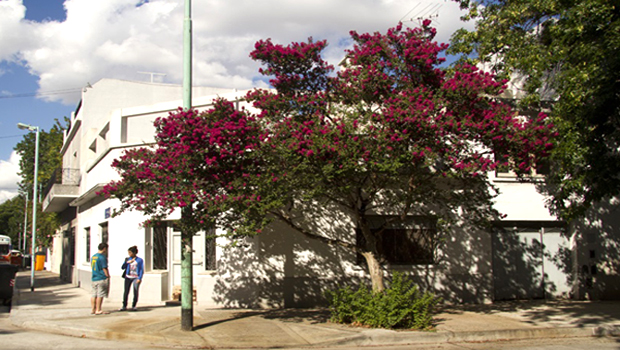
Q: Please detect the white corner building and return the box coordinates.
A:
[42,78,618,308]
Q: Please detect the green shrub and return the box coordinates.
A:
[325,272,439,330]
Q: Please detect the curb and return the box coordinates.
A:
[315,327,596,348]
[593,325,620,337]
[8,288,206,349]
[7,318,608,349]
[9,319,208,349]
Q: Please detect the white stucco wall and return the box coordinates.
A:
[54,78,599,308]
[492,178,554,221]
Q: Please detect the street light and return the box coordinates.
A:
[17,122,40,292]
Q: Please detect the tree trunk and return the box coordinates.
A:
[361,251,384,293]
[356,213,386,293]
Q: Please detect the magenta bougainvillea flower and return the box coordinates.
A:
[102,23,555,292]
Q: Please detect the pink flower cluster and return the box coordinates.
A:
[103,23,556,231]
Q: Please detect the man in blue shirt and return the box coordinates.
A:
[91,243,110,315]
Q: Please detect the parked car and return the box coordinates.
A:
[9,250,22,268]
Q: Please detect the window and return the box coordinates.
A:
[205,226,216,271]
[152,222,167,270]
[85,227,91,262]
[495,155,550,178]
[99,222,108,258]
[357,216,436,265]
[68,227,75,266]
[99,223,108,244]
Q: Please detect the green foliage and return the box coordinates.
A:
[14,118,67,194]
[326,272,439,330]
[12,117,66,249]
[0,195,25,243]
[449,0,620,220]
[106,24,554,294]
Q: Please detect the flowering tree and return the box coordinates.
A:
[102,100,261,235]
[104,23,555,293]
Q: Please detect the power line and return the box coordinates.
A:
[400,2,443,26]
[0,134,23,139]
[0,87,82,100]
[400,3,421,22]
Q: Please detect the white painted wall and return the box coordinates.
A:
[57,78,590,308]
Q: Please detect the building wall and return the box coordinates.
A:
[572,196,620,300]
[59,78,617,308]
[197,205,497,307]
[66,80,251,306]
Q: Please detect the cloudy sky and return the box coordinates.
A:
[0,0,472,203]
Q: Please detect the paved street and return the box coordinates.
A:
[6,271,620,349]
[0,312,166,350]
[3,307,618,350]
[3,301,619,350]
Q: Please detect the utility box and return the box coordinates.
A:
[34,252,46,271]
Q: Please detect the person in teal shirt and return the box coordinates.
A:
[91,243,110,315]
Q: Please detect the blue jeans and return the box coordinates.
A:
[122,277,140,308]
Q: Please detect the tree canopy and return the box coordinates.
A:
[104,23,554,292]
[15,118,66,194]
[449,0,620,220]
[13,118,66,248]
[0,195,25,245]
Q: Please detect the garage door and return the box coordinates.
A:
[492,224,571,300]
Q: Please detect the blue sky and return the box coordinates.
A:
[0,0,472,202]
[0,0,74,200]
[1,0,71,147]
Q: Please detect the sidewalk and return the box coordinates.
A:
[9,270,620,349]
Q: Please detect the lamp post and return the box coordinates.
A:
[17,122,40,292]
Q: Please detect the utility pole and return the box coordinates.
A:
[181,0,194,332]
[17,123,40,292]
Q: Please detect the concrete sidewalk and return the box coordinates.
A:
[9,270,620,349]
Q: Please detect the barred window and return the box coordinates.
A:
[357,216,436,265]
[85,227,90,262]
[152,222,168,270]
[205,233,216,271]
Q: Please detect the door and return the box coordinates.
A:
[492,224,571,300]
[541,228,572,297]
[493,228,544,300]
[169,225,204,300]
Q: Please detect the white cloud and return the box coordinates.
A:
[0,151,22,204]
[2,0,473,105]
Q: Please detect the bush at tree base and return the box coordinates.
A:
[326,272,439,330]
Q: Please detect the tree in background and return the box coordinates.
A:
[0,195,26,246]
[104,23,555,293]
[13,118,66,249]
[15,119,66,194]
[449,0,620,220]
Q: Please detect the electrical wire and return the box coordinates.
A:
[0,87,82,99]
